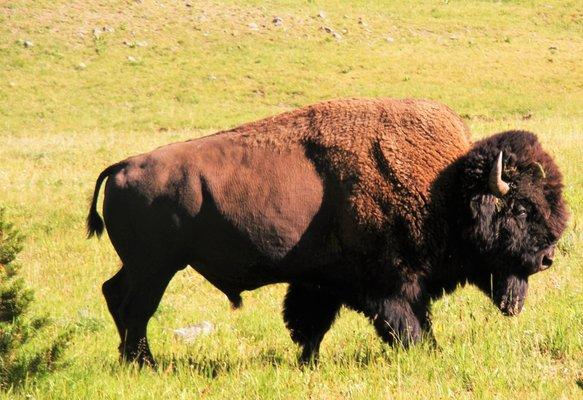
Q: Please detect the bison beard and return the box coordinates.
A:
[87,99,567,366]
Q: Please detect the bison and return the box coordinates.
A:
[87,99,568,366]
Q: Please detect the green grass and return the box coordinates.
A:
[0,0,582,398]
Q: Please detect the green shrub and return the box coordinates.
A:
[0,209,71,390]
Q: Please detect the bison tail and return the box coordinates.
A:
[87,162,125,239]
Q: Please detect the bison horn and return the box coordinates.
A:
[489,151,510,197]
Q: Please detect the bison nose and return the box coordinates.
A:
[541,255,553,269]
[539,247,555,272]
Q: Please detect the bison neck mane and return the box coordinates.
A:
[423,140,502,298]
[419,152,468,298]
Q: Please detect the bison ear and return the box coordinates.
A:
[529,162,546,180]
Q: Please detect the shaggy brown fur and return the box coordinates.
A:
[453,130,568,315]
[87,98,566,366]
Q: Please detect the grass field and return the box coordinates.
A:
[1,0,582,398]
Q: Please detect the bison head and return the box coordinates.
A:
[458,131,568,316]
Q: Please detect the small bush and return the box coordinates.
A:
[0,209,72,390]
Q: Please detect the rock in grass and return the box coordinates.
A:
[321,26,342,41]
[23,40,33,48]
[124,40,147,48]
[174,321,214,343]
[93,26,114,39]
[76,62,87,70]
[273,16,283,26]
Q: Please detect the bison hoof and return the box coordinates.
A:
[119,342,157,368]
[121,351,157,368]
[299,347,320,367]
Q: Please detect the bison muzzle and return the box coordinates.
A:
[87,99,568,366]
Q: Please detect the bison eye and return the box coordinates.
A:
[515,205,527,218]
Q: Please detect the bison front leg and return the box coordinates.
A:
[364,296,431,348]
[283,284,341,365]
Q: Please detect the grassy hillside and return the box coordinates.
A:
[1,1,582,399]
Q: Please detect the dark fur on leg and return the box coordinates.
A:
[116,267,175,368]
[283,283,341,364]
[355,292,431,348]
[102,267,128,343]
[372,298,422,346]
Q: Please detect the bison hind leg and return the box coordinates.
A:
[283,284,341,365]
[102,267,129,343]
[116,265,177,367]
